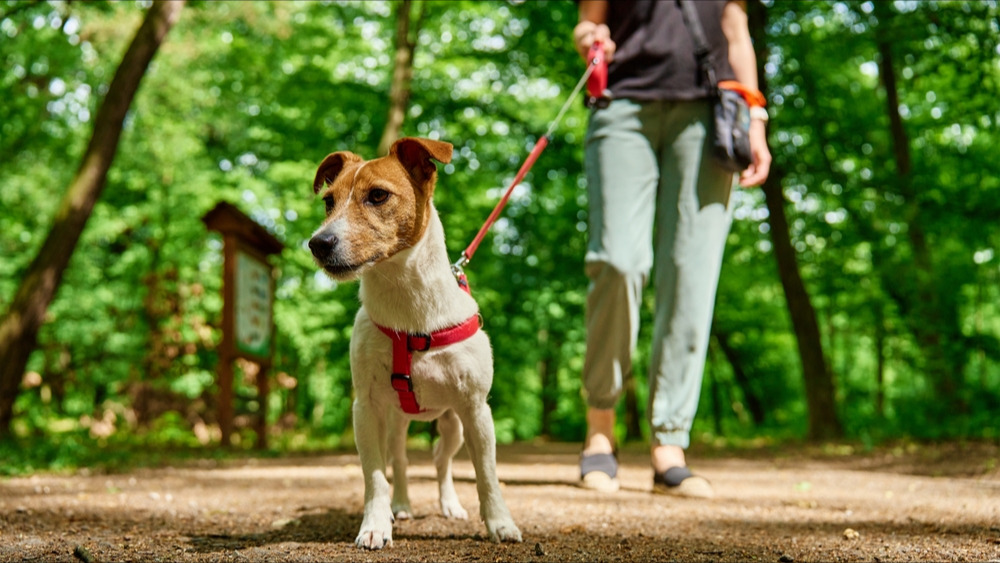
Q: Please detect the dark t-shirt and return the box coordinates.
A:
[605,0,736,101]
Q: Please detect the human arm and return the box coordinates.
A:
[721,0,771,187]
[573,0,616,62]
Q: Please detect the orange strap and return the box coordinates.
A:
[718,80,766,107]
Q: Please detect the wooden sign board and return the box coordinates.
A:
[234,249,274,359]
[202,202,283,448]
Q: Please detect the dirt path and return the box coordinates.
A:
[2,442,998,562]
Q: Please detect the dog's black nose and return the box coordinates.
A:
[309,232,338,259]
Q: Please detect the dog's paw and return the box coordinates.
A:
[392,501,413,520]
[440,497,468,520]
[486,518,522,543]
[355,528,393,550]
[355,512,394,550]
[392,505,413,521]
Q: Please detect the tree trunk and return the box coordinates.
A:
[874,2,966,411]
[747,0,842,440]
[761,177,841,440]
[0,0,185,437]
[376,0,424,156]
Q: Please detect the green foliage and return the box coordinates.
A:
[0,425,248,477]
[1,0,998,471]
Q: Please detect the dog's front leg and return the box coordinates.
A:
[388,411,413,520]
[458,403,522,543]
[353,398,395,550]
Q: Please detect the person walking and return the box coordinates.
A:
[573,0,771,497]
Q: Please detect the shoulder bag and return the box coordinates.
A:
[677,0,755,173]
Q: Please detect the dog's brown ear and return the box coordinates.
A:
[313,152,362,194]
[391,137,453,164]
[390,138,453,185]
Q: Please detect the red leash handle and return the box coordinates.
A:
[461,134,550,264]
[585,40,611,108]
[586,41,607,99]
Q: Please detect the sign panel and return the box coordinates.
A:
[234,250,273,358]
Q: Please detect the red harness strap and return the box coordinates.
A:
[374,313,480,414]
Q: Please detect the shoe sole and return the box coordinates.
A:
[652,475,715,499]
[580,472,621,493]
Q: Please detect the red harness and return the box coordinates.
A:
[373,273,478,414]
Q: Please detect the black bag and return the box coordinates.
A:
[713,87,753,172]
[678,0,753,172]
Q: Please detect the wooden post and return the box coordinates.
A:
[218,232,237,447]
[255,362,270,450]
[203,202,283,449]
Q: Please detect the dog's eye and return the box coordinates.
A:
[323,195,334,214]
[367,188,390,206]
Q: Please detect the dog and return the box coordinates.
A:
[308,137,522,550]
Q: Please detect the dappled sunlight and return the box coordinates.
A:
[0,0,997,497]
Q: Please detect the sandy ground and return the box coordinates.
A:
[1,441,998,562]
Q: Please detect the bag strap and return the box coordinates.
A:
[676,0,718,89]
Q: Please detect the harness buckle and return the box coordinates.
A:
[391,373,413,392]
[407,332,432,352]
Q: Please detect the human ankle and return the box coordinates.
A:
[651,444,686,473]
[583,433,614,455]
[584,408,615,454]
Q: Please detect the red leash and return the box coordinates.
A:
[381,44,608,416]
[452,41,609,278]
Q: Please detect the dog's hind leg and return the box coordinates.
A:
[353,399,395,550]
[434,409,469,519]
[457,402,522,543]
[388,411,413,520]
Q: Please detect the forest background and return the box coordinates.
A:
[1,0,998,473]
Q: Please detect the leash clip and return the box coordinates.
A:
[451,253,472,295]
[451,253,470,281]
[451,254,469,271]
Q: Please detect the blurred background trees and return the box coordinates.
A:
[1,0,997,464]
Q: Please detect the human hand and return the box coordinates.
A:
[573,21,616,62]
[740,120,771,187]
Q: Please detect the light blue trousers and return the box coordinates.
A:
[582,98,735,449]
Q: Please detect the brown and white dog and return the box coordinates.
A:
[308,137,522,550]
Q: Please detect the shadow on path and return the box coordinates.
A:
[186,508,360,552]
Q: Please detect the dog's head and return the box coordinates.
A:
[308,137,453,280]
